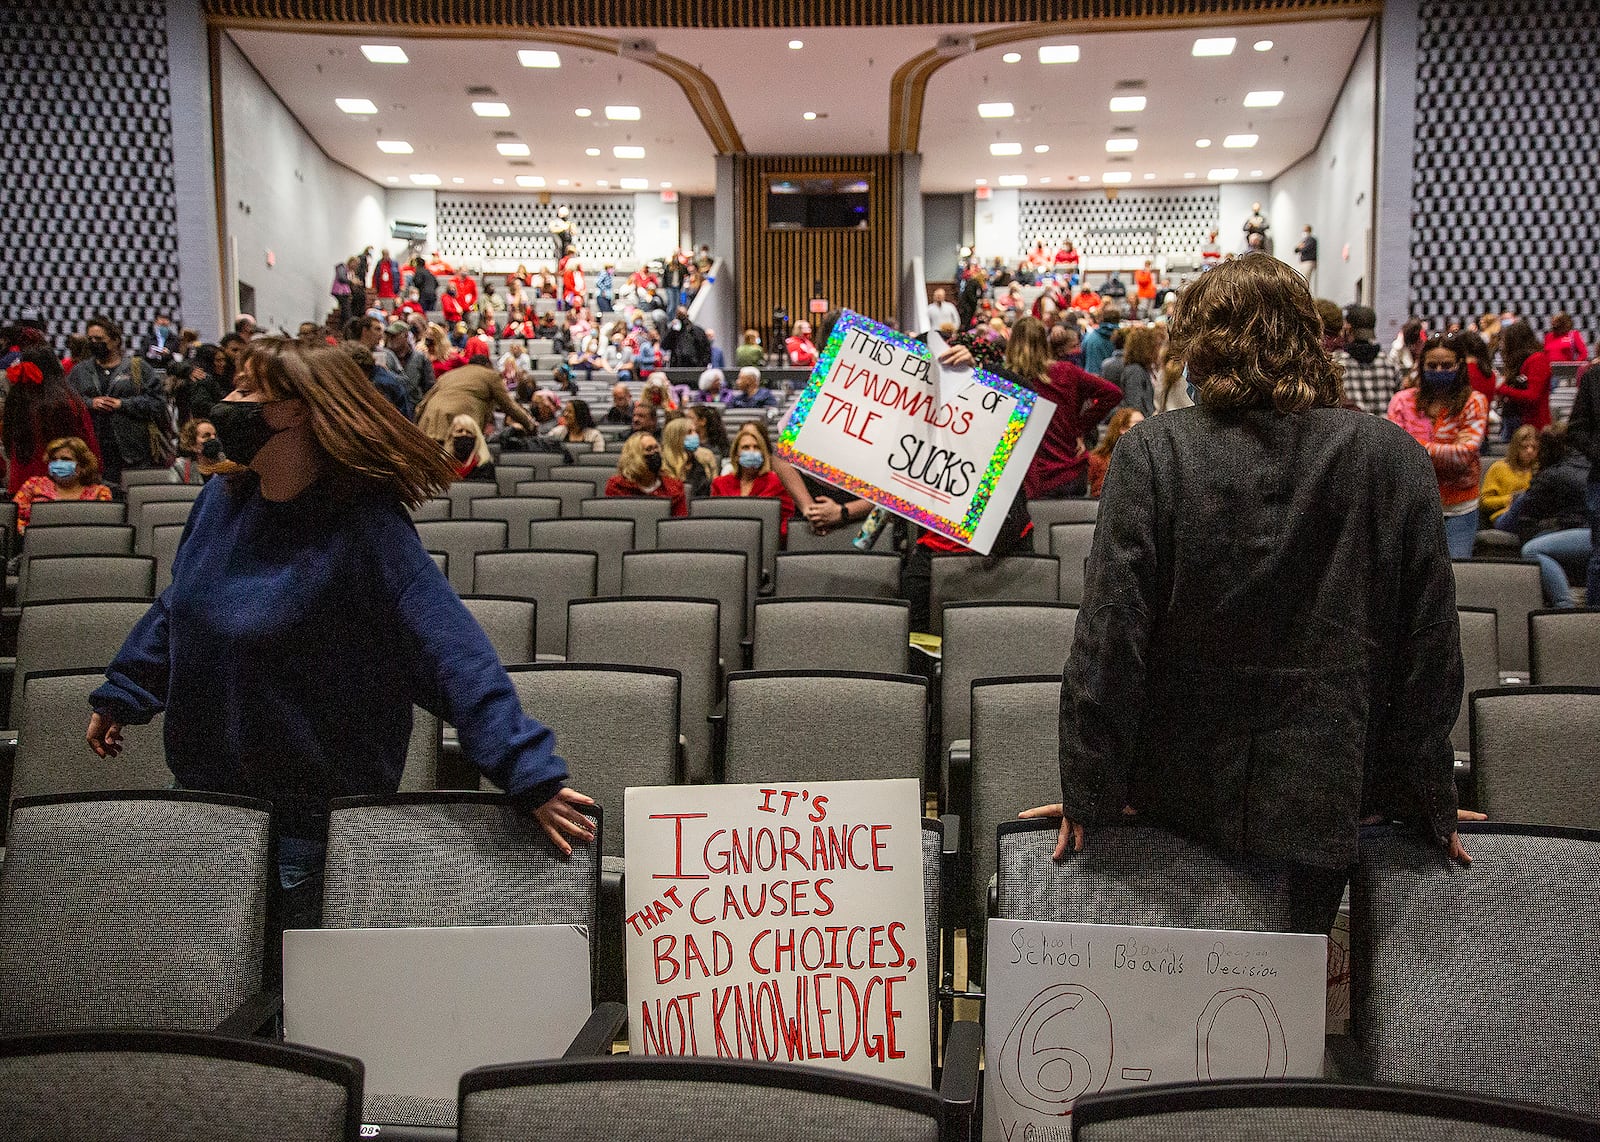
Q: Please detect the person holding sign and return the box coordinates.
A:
[1027,255,1468,935]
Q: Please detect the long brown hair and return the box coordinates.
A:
[1123,326,1160,370]
[1092,408,1142,458]
[228,338,455,507]
[1003,316,1051,384]
[1167,253,1343,413]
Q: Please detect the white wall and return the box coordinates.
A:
[1270,25,1377,307]
[166,0,223,339]
[219,35,390,332]
[973,189,1019,264]
[633,192,680,264]
[1217,182,1273,256]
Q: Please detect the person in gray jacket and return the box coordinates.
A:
[68,314,171,486]
[1025,254,1468,935]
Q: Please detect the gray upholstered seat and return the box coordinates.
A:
[773,552,900,598]
[12,671,169,802]
[927,555,1058,634]
[1529,608,1600,685]
[1027,498,1098,543]
[413,520,509,594]
[512,479,593,518]
[940,600,1076,764]
[121,465,182,486]
[8,598,151,725]
[19,554,154,605]
[579,497,672,550]
[0,1029,362,1142]
[447,480,500,518]
[460,596,538,665]
[124,483,203,524]
[783,518,864,552]
[1351,824,1600,1115]
[1048,521,1096,605]
[527,518,636,596]
[408,497,451,523]
[657,517,762,625]
[1452,558,1545,678]
[689,496,784,582]
[622,550,747,670]
[0,791,272,1033]
[25,501,126,528]
[1455,607,1500,756]
[470,496,564,538]
[18,525,136,600]
[473,550,598,657]
[1469,687,1600,828]
[133,498,196,555]
[751,597,909,674]
[149,522,186,595]
[397,707,442,791]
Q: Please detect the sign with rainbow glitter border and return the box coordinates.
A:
[777,310,1054,554]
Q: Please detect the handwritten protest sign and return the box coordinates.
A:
[985,919,1327,1138]
[777,310,1053,554]
[625,779,931,1084]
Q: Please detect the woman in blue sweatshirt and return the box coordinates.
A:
[86,339,594,888]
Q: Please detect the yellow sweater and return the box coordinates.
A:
[1479,459,1532,522]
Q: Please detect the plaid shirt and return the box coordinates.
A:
[1334,346,1400,416]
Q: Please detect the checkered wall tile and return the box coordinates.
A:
[1018,188,1219,262]
[0,0,181,347]
[435,194,636,265]
[1412,0,1600,339]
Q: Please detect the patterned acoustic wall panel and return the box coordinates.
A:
[1411,0,1600,338]
[1017,189,1219,264]
[0,0,181,345]
[435,194,635,265]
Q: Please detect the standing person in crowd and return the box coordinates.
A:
[68,315,171,487]
[331,261,354,324]
[710,424,795,539]
[546,398,604,452]
[171,418,217,485]
[413,359,537,446]
[1387,334,1490,558]
[1155,356,1193,414]
[1087,408,1143,498]
[926,288,959,334]
[87,339,594,940]
[661,416,716,500]
[595,263,615,313]
[723,366,779,410]
[1497,319,1554,438]
[1133,261,1157,320]
[1495,427,1591,608]
[140,313,179,363]
[388,322,430,405]
[338,342,411,420]
[371,249,399,309]
[1314,299,1345,354]
[13,435,113,531]
[605,432,687,516]
[1025,254,1468,936]
[1544,312,1588,363]
[1048,323,1083,368]
[1564,361,1600,604]
[1480,424,1538,524]
[705,329,726,371]
[1081,303,1122,378]
[735,329,765,369]
[175,343,228,423]
[1458,330,1499,415]
[3,348,102,496]
[1003,317,1121,499]
[1117,326,1160,417]
[1334,306,1400,416]
[411,258,438,312]
[1388,318,1426,376]
[662,308,712,370]
[1294,225,1318,286]
[785,320,819,368]
[447,414,496,483]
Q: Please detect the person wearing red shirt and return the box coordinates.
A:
[1005,318,1124,499]
[557,247,584,310]
[605,431,687,516]
[1497,321,1554,435]
[3,349,104,497]
[785,320,819,368]
[1134,260,1157,319]
[371,251,399,304]
[398,294,424,320]
[1544,312,1589,363]
[710,423,796,538]
[439,288,464,325]
[452,274,478,312]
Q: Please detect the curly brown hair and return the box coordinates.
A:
[1167,254,1344,413]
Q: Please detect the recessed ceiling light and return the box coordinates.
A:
[385,176,399,183]
[660,182,672,189]
[1250,169,1264,177]
[335,98,378,115]
[1078,174,1091,182]
[497,142,531,156]
[975,179,988,186]
[492,177,505,185]
[1224,133,1259,148]
[1034,144,1050,153]
[1183,171,1197,178]
[574,107,592,117]
[517,49,561,68]
[1038,44,1080,64]
[452,177,465,184]
[585,147,601,156]
[1105,138,1138,153]
[472,102,511,117]
[620,177,649,190]
[360,45,408,64]
[1192,37,1237,57]
[597,179,609,187]
[605,105,641,120]
[1103,172,1133,184]
[1254,39,1275,52]
[1109,95,1147,113]
[515,175,546,188]
[376,140,413,154]
[1208,167,1239,180]
[557,179,570,186]
[990,142,1023,156]
[613,145,645,159]
[978,102,1015,118]
[788,39,803,49]
[409,173,441,186]
[1039,176,1051,184]
[1144,173,1157,179]
[1002,51,1022,63]
[1195,138,1213,148]
[803,111,817,121]
[998,174,1028,187]
[1243,90,1285,108]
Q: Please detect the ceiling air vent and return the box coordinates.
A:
[492,130,518,139]
[466,85,498,97]
[1113,79,1147,90]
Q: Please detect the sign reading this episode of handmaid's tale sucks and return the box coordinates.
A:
[777,310,1054,554]
[624,780,932,1085]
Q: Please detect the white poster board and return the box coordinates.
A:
[776,311,1054,554]
[985,919,1327,1138]
[625,779,931,1084]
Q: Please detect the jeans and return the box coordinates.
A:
[1443,511,1478,559]
[1589,480,1600,603]
[1522,528,1591,607]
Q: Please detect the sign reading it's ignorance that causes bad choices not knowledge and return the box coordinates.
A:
[624,779,932,1085]
[777,310,1053,555]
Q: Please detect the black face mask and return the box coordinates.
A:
[644,452,664,475]
[200,438,223,461]
[451,436,476,461]
[208,400,280,467]
[89,341,113,362]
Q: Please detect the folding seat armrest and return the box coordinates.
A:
[740,636,753,671]
[213,989,283,1038]
[564,1001,627,1057]
[938,814,960,857]
[708,701,727,783]
[938,1019,982,1142]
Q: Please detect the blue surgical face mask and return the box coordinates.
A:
[1420,368,1457,395]
[683,433,701,453]
[738,449,764,470]
[1184,365,1196,404]
[48,459,78,481]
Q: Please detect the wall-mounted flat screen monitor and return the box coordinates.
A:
[766,175,871,230]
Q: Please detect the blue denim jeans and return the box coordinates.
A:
[1521,528,1591,607]
[1588,479,1600,603]
[1444,511,1478,559]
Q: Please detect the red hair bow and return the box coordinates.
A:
[5,361,43,386]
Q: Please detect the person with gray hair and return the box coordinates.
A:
[698,367,726,402]
[723,365,778,409]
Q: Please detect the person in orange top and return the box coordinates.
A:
[1386,334,1490,557]
[1070,285,1102,312]
[1086,408,1144,498]
[14,435,113,531]
[604,431,687,516]
[709,423,796,539]
[1134,260,1157,318]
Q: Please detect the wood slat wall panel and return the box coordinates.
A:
[735,154,901,341]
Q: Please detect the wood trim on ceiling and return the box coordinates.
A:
[887,3,1383,152]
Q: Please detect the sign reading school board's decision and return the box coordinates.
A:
[777,310,1054,554]
[624,780,932,1085]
